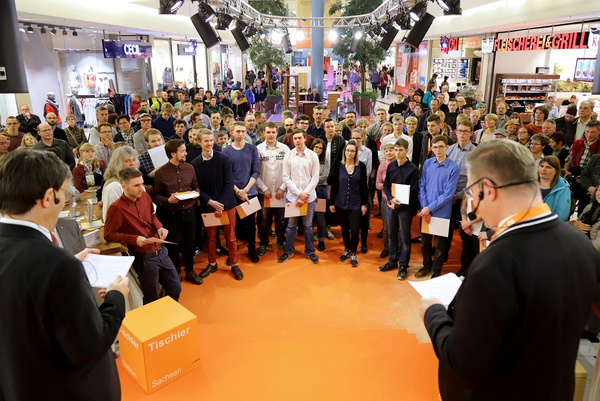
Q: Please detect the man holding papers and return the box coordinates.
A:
[256,122,290,254]
[223,121,261,265]
[416,135,459,279]
[191,129,242,281]
[105,167,181,304]
[420,140,600,400]
[380,138,419,279]
[153,138,202,285]
[0,150,129,400]
[279,129,320,264]
[137,128,164,190]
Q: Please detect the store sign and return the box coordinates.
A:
[493,31,589,52]
[440,37,460,54]
[465,37,480,47]
[589,29,599,50]
[482,38,494,53]
[177,43,196,56]
[102,40,152,59]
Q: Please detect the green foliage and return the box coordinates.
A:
[247,0,288,92]
[557,80,592,93]
[329,0,387,89]
[353,90,379,101]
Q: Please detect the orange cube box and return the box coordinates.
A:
[117,296,201,394]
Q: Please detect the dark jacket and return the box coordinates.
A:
[328,161,369,208]
[16,113,42,136]
[324,134,346,171]
[191,150,237,211]
[232,98,250,120]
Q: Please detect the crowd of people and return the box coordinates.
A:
[1,80,600,297]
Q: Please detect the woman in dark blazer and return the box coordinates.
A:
[328,140,369,267]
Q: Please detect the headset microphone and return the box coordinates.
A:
[467,191,483,221]
[53,190,60,205]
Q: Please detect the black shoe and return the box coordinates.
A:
[269,229,276,237]
[216,246,229,256]
[226,257,232,266]
[258,244,268,256]
[582,330,600,343]
[397,267,408,280]
[361,244,368,254]
[184,271,203,285]
[199,264,218,278]
[411,236,422,244]
[377,230,383,238]
[340,249,352,262]
[231,265,244,280]
[317,241,325,251]
[248,249,259,263]
[350,254,358,267]
[414,267,431,278]
[278,253,292,263]
[431,272,441,279]
[378,262,398,272]
[277,241,286,249]
[308,253,319,264]
[379,249,389,258]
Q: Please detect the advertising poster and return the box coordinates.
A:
[395,42,428,94]
[574,58,596,82]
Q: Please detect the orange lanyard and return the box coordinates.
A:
[490,204,551,242]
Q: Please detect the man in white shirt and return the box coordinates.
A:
[256,122,290,254]
[380,115,413,162]
[279,129,320,264]
[546,96,560,120]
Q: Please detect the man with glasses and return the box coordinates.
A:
[33,123,75,170]
[134,113,153,153]
[16,104,41,136]
[277,118,295,142]
[4,116,24,151]
[115,115,136,148]
[307,106,326,139]
[415,135,459,279]
[95,123,115,165]
[282,114,314,149]
[88,106,113,146]
[419,139,600,401]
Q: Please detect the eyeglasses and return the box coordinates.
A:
[456,129,471,134]
[464,177,536,199]
[39,128,52,132]
[140,119,152,123]
[431,145,446,150]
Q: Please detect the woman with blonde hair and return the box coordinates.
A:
[72,143,107,194]
[18,134,37,149]
[101,145,139,221]
[503,120,521,142]
[475,113,499,144]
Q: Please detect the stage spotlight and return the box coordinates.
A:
[50,28,57,35]
[198,1,216,22]
[231,26,251,52]
[159,0,184,14]
[216,13,234,30]
[394,11,412,30]
[443,0,462,15]
[405,12,434,48]
[328,29,338,42]
[236,19,247,31]
[379,25,398,50]
[245,25,258,37]
[190,12,221,48]
[282,32,292,54]
[409,1,426,22]
[349,31,362,53]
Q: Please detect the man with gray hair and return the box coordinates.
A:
[420,139,600,400]
[546,95,559,120]
[88,106,113,145]
[565,100,594,146]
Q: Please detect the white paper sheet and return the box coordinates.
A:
[392,183,410,205]
[82,253,134,288]
[148,145,168,169]
[235,197,261,218]
[284,203,308,218]
[264,196,285,208]
[201,212,230,227]
[422,217,450,237]
[315,198,327,213]
[409,273,463,306]
[173,191,200,201]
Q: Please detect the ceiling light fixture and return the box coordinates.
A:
[40,26,46,34]
[215,12,234,30]
[159,0,185,14]
[27,25,34,33]
[409,2,426,22]
[50,27,57,35]
[198,1,216,22]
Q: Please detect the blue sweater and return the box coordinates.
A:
[419,156,459,219]
[543,176,571,222]
[151,116,176,139]
[191,151,237,210]
[223,143,260,197]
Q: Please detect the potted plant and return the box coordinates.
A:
[352,90,379,116]
[265,89,283,114]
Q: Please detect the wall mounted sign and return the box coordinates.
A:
[102,40,152,59]
[493,31,589,52]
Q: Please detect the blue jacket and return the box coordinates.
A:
[543,176,571,222]
[419,156,459,219]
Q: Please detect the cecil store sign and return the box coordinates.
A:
[102,40,153,59]
[493,31,595,52]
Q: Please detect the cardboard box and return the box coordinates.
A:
[118,296,200,394]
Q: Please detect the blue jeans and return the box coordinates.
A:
[386,205,413,267]
[284,199,316,256]
[315,185,328,241]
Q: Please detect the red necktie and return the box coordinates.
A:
[51,233,59,246]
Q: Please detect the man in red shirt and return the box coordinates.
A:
[104,168,182,304]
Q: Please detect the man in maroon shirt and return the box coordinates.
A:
[104,168,182,304]
[153,138,202,285]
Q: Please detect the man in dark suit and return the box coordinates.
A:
[419,140,600,400]
[0,149,129,401]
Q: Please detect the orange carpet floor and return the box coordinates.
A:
[118,207,464,400]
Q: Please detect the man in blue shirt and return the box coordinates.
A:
[416,134,459,279]
[151,103,176,139]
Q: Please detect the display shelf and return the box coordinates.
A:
[493,73,559,111]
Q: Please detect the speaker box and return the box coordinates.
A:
[231,27,250,52]
[405,13,434,49]
[378,26,399,51]
[190,13,221,49]
[0,0,28,93]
